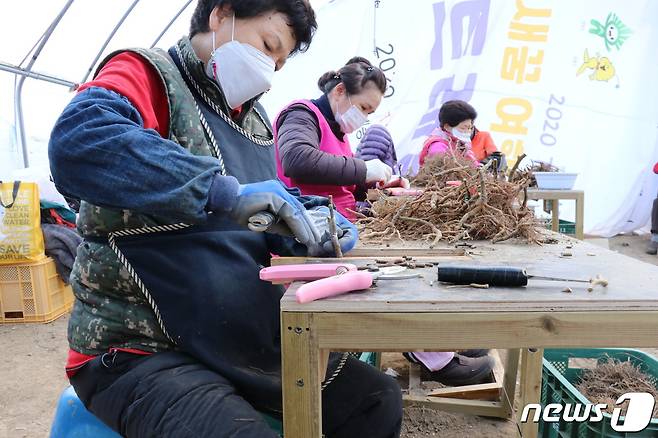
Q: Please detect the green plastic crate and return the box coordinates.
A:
[544,219,576,235]
[262,413,283,436]
[539,349,658,437]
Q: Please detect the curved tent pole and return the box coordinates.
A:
[14,0,75,168]
[1,62,76,88]
[79,0,141,85]
[150,0,194,49]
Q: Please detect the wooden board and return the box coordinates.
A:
[502,349,521,419]
[348,247,466,257]
[427,383,501,401]
[281,312,322,438]
[271,255,468,267]
[310,311,658,351]
[271,246,468,267]
[403,395,507,417]
[426,349,505,401]
[526,189,583,200]
[518,348,543,438]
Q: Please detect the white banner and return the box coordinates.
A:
[261,0,658,236]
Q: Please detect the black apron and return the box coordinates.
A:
[108,49,285,414]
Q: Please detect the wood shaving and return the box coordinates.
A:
[590,274,609,287]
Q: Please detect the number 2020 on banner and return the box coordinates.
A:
[541,94,565,147]
[375,44,396,98]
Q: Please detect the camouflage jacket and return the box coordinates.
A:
[66,37,273,355]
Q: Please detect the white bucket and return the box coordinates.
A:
[533,172,578,190]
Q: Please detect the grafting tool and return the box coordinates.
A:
[437,265,591,287]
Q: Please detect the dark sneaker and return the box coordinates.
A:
[646,240,658,255]
[428,354,495,386]
[458,349,490,357]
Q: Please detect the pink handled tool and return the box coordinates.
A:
[295,271,374,303]
[383,187,424,197]
[260,264,421,304]
[259,263,357,283]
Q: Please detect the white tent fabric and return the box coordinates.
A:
[261,0,658,237]
[1,0,657,237]
[1,0,200,170]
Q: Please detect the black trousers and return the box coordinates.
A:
[70,351,402,438]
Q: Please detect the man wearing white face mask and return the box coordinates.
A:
[274,57,395,221]
[48,1,403,437]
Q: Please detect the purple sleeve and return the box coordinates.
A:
[355,125,397,168]
[276,106,367,186]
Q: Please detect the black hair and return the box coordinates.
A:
[189,0,317,55]
[317,56,387,96]
[438,100,477,128]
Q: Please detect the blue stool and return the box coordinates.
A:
[50,387,120,438]
[51,386,284,437]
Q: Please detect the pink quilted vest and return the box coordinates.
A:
[274,99,357,221]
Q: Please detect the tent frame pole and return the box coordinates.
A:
[14,0,75,168]
[151,0,194,48]
[79,0,142,85]
[0,62,76,88]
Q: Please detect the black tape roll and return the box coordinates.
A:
[437,265,528,287]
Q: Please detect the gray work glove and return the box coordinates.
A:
[306,206,359,256]
[228,181,322,247]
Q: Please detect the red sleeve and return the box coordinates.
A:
[77,52,170,138]
[654,162,658,174]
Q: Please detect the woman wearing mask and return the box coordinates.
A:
[275,62,492,387]
[274,57,394,221]
[418,100,480,166]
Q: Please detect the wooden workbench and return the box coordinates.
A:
[279,236,658,437]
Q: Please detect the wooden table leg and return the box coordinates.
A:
[517,348,544,438]
[551,200,559,234]
[575,193,585,240]
[281,312,322,438]
[502,349,521,419]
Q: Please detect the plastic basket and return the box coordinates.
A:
[0,257,74,323]
[540,348,658,437]
[544,219,576,235]
[534,172,578,190]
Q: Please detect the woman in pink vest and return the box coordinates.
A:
[418,100,480,167]
[275,60,494,386]
[274,57,393,221]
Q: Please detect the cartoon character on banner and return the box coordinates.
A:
[576,49,620,88]
[589,12,632,51]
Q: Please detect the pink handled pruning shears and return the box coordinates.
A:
[260,263,421,303]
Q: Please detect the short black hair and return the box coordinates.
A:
[189,0,317,55]
[317,56,387,95]
[438,100,477,127]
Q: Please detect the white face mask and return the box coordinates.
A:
[205,15,276,109]
[336,95,368,134]
[451,127,472,144]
